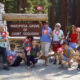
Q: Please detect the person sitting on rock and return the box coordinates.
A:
[7,44,26,66]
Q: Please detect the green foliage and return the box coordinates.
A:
[0,0,51,14]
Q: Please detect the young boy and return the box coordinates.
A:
[59,41,73,68]
[7,44,26,66]
[25,40,43,69]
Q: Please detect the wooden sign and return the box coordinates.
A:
[8,23,41,37]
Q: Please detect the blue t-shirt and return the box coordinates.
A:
[53,29,63,42]
[40,27,51,43]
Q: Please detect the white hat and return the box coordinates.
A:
[55,23,61,28]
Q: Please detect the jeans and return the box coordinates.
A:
[0,47,7,64]
[26,55,38,66]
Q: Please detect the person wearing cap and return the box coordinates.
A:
[53,23,64,64]
[0,26,9,70]
[40,21,52,66]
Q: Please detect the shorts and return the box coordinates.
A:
[62,55,69,61]
[69,42,77,49]
[52,42,63,52]
[41,42,51,56]
[62,55,73,62]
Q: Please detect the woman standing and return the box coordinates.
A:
[53,23,64,64]
[69,25,79,50]
[40,21,52,66]
[0,26,9,70]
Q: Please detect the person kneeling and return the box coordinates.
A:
[25,40,43,69]
[7,44,26,66]
[59,41,74,68]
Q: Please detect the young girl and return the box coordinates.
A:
[69,25,79,50]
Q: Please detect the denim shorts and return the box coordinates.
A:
[69,42,77,49]
[62,55,69,61]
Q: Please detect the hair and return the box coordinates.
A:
[63,41,68,45]
[42,21,48,25]
[10,44,15,48]
[32,40,37,43]
[55,23,61,28]
[70,25,77,34]
[27,36,33,42]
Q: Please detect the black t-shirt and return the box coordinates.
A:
[30,46,40,56]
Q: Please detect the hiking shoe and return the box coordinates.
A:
[3,66,10,71]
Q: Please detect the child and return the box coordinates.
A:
[7,44,26,66]
[59,41,74,68]
[25,40,43,69]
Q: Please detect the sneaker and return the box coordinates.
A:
[77,64,80,71]
[3,66,10,71]
[77,68,80,71]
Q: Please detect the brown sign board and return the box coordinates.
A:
[8,23,42,37]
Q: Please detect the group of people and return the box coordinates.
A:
[0,21,80,71]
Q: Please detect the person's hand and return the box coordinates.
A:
[35,57,39,60]
[27,51,30,55]
[3,39,7,42]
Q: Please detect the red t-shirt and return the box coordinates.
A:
[70,33,78,43]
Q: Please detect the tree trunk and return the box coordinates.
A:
[22,0,26,13]
[49,0,55,30]
[17,0,21,13]
[59,0,68,34]
[72,0,80,26]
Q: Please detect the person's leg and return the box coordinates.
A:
[41,42,46,64]
[53,52,57,64]
[26,55,31,69]
[30,56,38,67]
[53,44,58,64]
[18,53,27,64]
[11,56,22,66]
[44,43,50,65]
[1,47,9,70]
[61,55,69,67]
[58,53,62,64]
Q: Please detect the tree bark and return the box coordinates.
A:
[17,0,21,13]
[59,0,68,34]
[49,0,55,30]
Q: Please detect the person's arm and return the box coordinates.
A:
[35,50,43,59]
[39,21,43,27]
[49,30,53,37]
[0,38,7,42]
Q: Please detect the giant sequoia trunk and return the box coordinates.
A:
[72,0,80,26]
[49,0,55,30]
[59,0,68,34]
[17,0,21,13]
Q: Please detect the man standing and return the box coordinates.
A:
[40,21,52,66]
